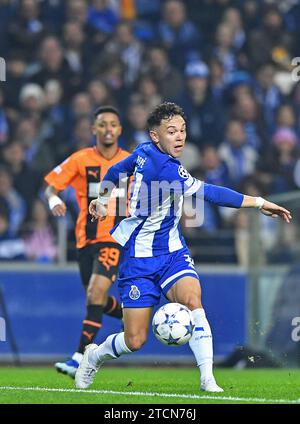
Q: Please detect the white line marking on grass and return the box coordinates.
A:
[0,386,298,404]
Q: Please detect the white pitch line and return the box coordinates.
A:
[0,386,298,404]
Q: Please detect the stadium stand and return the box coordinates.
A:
[0,0,300,264]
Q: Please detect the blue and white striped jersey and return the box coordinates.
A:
[102,142,243,257]
[102,142,200,257]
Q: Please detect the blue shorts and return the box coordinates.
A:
[117,247,199,308]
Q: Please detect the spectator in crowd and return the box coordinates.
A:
[258,127,299,194]
[222,7,246,51]
[71,116,94,151]
[123,102,150,150]
[23,198,57,263]
[1,140,41,210]
[2,52,27,115]
[28,35,80,100]
[247,5,294,70]
[67,92,93,139]
[200,145,230,188]
[130,74,162,110]
[176,60,225,147]
[157,0,202,70]
[254,63,283,136]
[208,58,226,103]
[91,56,128,107]
[7,0,47,62]
[143,46,183,99]
[63,20,88,78]
[0,165,26,237]
[44,80,66,135]
[0,205,26,261]
[66,0,88,27]
[212,22,237,81]
[87,79,116,109]
[19,83,45,120]
[219,119,258,188]
[19,83,64,162]
[274,104,297,136]
[101,20,144,86]
[231,93,266,152]
[14,117,55,175]
[240,0,261,33]
[87,0,119,40]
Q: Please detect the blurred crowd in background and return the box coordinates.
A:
[0,0,300,264]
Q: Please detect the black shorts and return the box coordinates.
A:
[77,242,122,288]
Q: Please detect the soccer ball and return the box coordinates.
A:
[152,303,195,346]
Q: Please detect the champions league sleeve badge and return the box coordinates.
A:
[178,165,190,179]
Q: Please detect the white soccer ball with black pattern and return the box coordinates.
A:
[152,303,195,346]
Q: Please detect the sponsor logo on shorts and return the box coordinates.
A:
[129,285,140,300]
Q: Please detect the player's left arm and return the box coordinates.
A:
[202,183,292,223]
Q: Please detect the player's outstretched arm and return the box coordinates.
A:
[45,185,67,217]
[201,183,292,223]
[241,195,292,223]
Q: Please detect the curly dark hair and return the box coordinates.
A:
[147,102,186,130]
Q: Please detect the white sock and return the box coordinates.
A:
[89,332,132,367]
[189,308,214,382]
[72,352,83,364]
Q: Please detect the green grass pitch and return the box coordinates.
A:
[0,367,299,404]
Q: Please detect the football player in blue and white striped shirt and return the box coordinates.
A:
[76,102,292,392]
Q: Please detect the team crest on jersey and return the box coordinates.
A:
[129,285,140,300]
[178,165,190,179]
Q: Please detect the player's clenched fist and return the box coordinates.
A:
[89,199,107,221]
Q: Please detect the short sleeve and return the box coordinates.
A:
[44,155,79,191]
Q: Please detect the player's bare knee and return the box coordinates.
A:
[182,295,201,311]
[125,334,147,351]
[87,284,107,304]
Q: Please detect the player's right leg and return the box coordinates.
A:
[76,252,160,389]
[75,307,152,389]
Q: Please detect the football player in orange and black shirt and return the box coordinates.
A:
[44,106,130,378]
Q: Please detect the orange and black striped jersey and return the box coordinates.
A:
[44,146,130,248]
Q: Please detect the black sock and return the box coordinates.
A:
[77,304,103,354]
[103,296,123,319]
